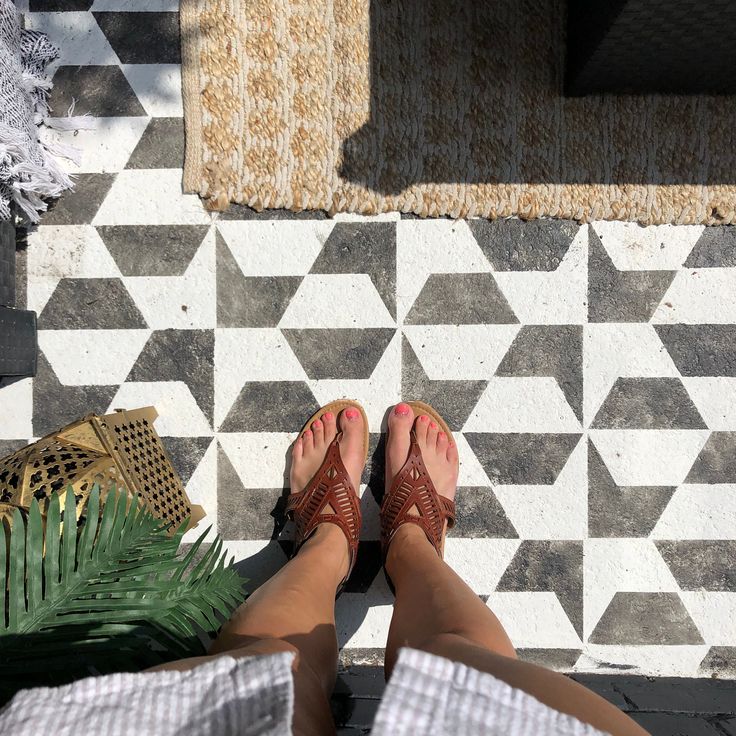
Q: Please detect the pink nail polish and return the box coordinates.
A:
[439,432,446,441]
[323,411,334,420]
[395,403,410,416]
[303,430,312,437]
[313,419,322,428]
[429,422,437,429]
[419,415,430,423]
[345,408,359,420]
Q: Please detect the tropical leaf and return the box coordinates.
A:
[0,486,246,699]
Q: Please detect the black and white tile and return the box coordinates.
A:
[2,3,736,678]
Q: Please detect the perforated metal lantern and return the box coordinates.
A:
[0,407,205,531]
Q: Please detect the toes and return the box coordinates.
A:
[446,439,459,466]
[425,420,439,450]
[338,406,365,488]
[322,410,337,444]
[386,403,414,480]
[292,435,304,462]
[414,413,431,444]
[437,430,449,453]
[311,418,324,446]
[302,428,313,449]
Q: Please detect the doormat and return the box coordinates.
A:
[180,0,736,224]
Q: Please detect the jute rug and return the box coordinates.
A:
[180,0,736,224]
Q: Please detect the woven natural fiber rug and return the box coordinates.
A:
[180,0,736,224]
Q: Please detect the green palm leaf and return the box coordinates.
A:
[0,486,246,699]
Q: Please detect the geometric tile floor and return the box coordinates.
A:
[2,0,735,678]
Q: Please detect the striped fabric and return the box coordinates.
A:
[372,648,608,736]
[0,652,295,736]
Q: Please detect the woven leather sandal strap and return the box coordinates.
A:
[380,431,454,559]
[286,436,361,581]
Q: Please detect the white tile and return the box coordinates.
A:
[652,484,736,539]
[337,595,393,649]
[27,225,122,314]
[0,379,33,439]
[25,12,120,67]
[43,117,150,174]
[577,645,708,677]
[123,227,216,329]
[591,222,703,270]
[107,382,212,436]
[38,329,150,385]
[181,437,218,543]
[396,219,491,323]
[583,324,679,426]
[583,539,679,640]
[455,432,494,486]
[91,0,178,9]
[652,268,736,323]
[217,432,293,489]
[683,378,736,431]
[279,274,394,328]
[680,592,736,646]
[464,377,581,433]
[444,539,520,591]
[120,64,183,117]
[485,592,582,648]
[403,324,519,380]
[214,329,308,429]
[494,439,587,539]
[493,227,587,324]
[93,169,210,226]
[589,429,709,486]
[216,220,327,276]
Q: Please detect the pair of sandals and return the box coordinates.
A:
[285,399,456,592]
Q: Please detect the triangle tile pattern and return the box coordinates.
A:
[588,441,675,537]
[401,335,486,432]
[160,436,213,487]
[496,325,583,421]
[98,225,208,277]
[449,486,517,538]
[405,272,518,325]
[468,219,579,271]
[93,12,180,64]
[310,222,396,318]
[656,541,736,591]
[656,325,736,377]
[588,229,676,322]
[40,174,116,226]
[684,227,736,268]
[125,117,185,169]
[126,329,214,424]
[217,233,302,327]
[685,432,736,483]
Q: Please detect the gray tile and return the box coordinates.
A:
[496,325,582,421]
[656,541,736,592]
[629,713,723,735]
[699,647,736,679]
[497,540,583,636]
[656,325,736,377]
[588,230,675,322]
[344,541,381,594]
[217,233,301,327]
[40,173,115,226]
[401,336,486,432]
[93,12,180,64]
[38,277,147,329]
[98,225,208,277]
[588,441,674,537]
[448,486,517,538]
[217,206,329,221]
[685,227,736,268]
[311,222,396,318]
[615,675,736,714]
[567,675,634,708]
[464,432,581,485]
[517,649,581,672]
[0,439,30,458]
[125,118,184,169]
[469,219,579,271]
[127,329,214,424]
[49,66,146,117]
[282,328,395,379]
[32,353,117,437]
[405,272,518,325]
[219,381,319,432]
[686,432,736,483]
[30,0,90,8]
[591,377,706,429]
[160,436,213,487]
[589,592,705,645]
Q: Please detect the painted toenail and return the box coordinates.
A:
[313,420,322,428]
[395,403,410,416]
[345,408,359,420]
[439,432,446,441]
[419,415,430,423]
[304,430,312,437]
[323,411,334,420]
[429,422,437,429]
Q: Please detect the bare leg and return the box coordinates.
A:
[153,409,367,736]
[383,404,648,736]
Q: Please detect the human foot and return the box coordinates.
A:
[288,404,367,585]
[382,402,459,558]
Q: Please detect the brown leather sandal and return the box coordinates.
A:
[380,400,457,576]
[286,400,369,593]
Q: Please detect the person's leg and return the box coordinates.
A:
[383,403,648,736]
[153,408,367,736]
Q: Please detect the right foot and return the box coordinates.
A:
[383,403,459,552]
